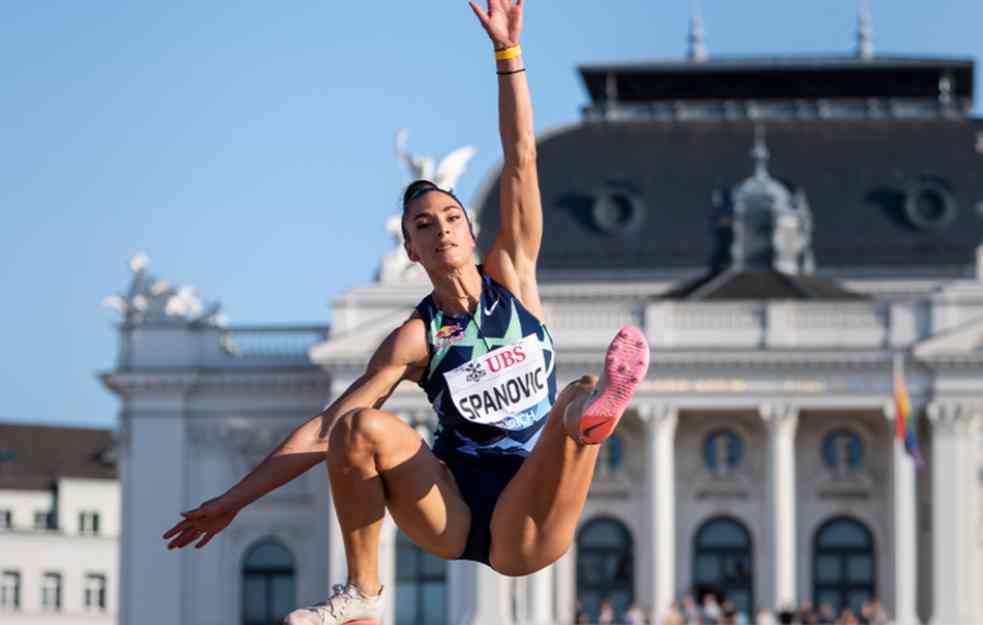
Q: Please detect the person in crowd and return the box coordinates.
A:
[797,599,817,624]
[575,600,589,625]
[598,599,616,625]
[625,602,645,625]
[657,599,682,625]
[702,593,722,624]
[682,594,702,624]
[816,603,836,625]
[837,607,859,625]
[754,608,776,625]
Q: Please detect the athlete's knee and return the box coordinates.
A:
[489,542,567,577]
[328,408,389,459]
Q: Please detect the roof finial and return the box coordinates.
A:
[752,125,770,179]
[688,0,707,63]
[856,0,874,59]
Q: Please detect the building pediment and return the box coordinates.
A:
[914,314,983,359]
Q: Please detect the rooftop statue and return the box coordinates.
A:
[103,253,224,326]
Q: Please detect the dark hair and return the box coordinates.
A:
[401,179,475,243]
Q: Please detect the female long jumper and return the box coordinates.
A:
[163,2,650,624]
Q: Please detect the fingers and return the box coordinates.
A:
[195,531,217,549]
[167,527,204,550]
[468,1,490,27]
[162,518,192,539]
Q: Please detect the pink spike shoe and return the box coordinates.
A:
[576,325,650,445]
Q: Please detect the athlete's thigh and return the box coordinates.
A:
[368,410,471,560]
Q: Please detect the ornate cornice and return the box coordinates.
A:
[100,369,331,396]
[636,404,679,432]
[926,401,983,435]
[562,350,894,369]
[187,419,302,455]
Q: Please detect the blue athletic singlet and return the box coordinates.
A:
[415,266,557,460]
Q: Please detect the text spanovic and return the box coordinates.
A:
[443,334,548,427]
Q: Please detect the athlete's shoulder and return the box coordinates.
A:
[367,312,430,378]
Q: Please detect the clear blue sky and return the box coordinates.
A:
[1,1,980,430]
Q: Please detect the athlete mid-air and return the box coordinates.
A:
[163,2,650,623]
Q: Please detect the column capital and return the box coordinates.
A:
[926,400,983,435]
[759,403,799,431]
[637,404,679,430]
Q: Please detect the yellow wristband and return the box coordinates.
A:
[495,46,522,61]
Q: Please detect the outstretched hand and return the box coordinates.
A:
[162,496,240,550]
[468,0,524,50]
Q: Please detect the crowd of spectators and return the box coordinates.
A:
[574,594,891,625]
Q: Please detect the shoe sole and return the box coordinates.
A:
[579,325,650,445]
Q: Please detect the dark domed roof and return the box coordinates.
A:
[475,119,983,278]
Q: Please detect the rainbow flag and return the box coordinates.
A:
[894,354,924,467]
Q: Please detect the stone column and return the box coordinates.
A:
[640,404,679,618]
[761,403,799,611]
[553,548,576,625]
[525,565,553,625]
[325,488,347,588]
[928,402,983,625]
[884,402,918,625]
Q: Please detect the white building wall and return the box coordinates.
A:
[57,479,120,537]
[0,479,118,625]
[122,407,186,625]
[2,489,54,530]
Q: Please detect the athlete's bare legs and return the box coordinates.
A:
[327,407,472,594]
[488,327,650,576]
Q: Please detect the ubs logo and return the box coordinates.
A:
[465,362,486,383]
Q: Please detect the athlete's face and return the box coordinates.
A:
[403,192,476,270]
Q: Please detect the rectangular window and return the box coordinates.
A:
[84,573,107,611]
[79,511,101,535]
[0,571,20,610]
[41,572,62,611]
[33,510,55,530]
[0,510,11,529]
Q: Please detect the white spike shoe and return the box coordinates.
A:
[282,584,384,625]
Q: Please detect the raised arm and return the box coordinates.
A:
[469,0,544,319]
[163,317,429,550]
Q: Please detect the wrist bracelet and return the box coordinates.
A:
[497,68,526,76]
[495,45,522,61]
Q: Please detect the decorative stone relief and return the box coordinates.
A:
[927,401,983,435]
[759,403,799,433]
[637,404,679,429]
[103,253,224,327]
[188,419,312,498]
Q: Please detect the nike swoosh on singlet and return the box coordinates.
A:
[483,299,500,316]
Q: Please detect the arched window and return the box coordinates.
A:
[242,539,295,625]
[576,517,634,621]
[703,429,744,474]
[813,517,876,616]
[692,517,754,618]
[395,531,447,625]
[821,430,864,474]
[596,433,625,478]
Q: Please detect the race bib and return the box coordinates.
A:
[444,334,548,427]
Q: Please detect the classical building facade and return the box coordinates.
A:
[102,19,983,625]
[0,424,120,624]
